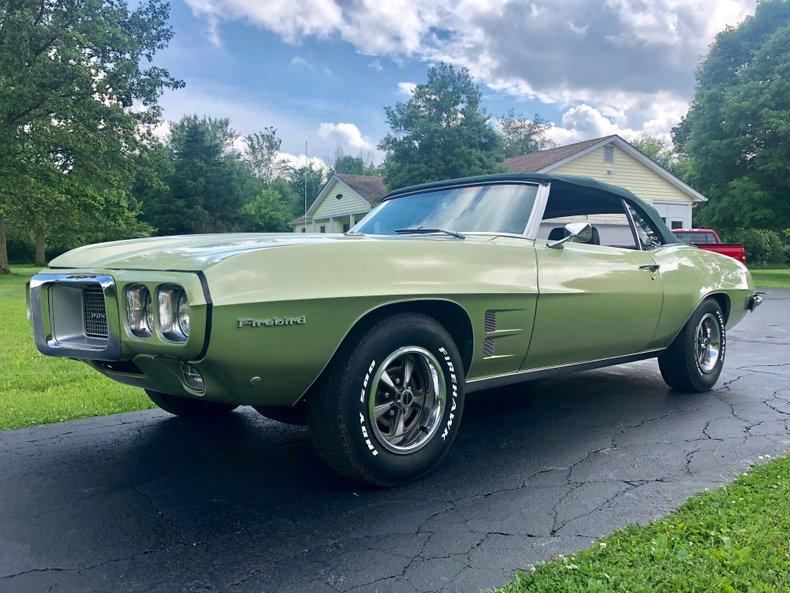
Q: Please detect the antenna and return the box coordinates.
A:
[304,140,308,220]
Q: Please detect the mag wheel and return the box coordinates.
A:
[659,298,726,392]
[306,313,465,487]
[145,390,238,419]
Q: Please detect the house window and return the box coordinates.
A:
[671,220,684,230]
[603,145,614,164]
[320,226,326,233]
[301,228,306,233]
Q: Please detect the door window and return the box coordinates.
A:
[537,190,640,249]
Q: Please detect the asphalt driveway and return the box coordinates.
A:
[1,290,788,593]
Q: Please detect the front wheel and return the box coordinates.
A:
[145,390,238,419]
[306,313,465,487]
[658,298,726,392]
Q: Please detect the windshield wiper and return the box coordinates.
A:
[395,227,465,240]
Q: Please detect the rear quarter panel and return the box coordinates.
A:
[648,244,754,349]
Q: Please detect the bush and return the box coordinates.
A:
[734,228,787,265]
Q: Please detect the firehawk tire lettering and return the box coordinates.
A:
[359,360,379,456]
[439,346,458,442]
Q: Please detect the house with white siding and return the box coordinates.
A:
[505,134,705,229]
[290,173,388,233]
[292,135,705,235]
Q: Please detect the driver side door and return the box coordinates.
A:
[522,197,664,371]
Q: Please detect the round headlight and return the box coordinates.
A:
[126,285,152,338]
[158,285,189,342]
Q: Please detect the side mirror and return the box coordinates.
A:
[548,222,593,249]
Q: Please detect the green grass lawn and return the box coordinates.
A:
[749,268,790,289]
[0,266,153,431]
[495,455,790,593]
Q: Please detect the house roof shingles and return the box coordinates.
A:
[504,135,616,172]
[334,173,388,203]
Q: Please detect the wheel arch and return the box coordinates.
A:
[706,291,731,323]
[296,298,474,405]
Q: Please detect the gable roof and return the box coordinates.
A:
[503,135,616,172]
[504,134,706,203]
[334,173,388,204]
[291,173,388,225]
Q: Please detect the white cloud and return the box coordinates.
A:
[368,58,384,72]
[290,56,313,69]
[397,81,417,97]
[185,0,756,138]
[316,122,376,152]
[277,152,329,172]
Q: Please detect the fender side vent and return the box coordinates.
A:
[484,311,497,332]
[483,338,496,357]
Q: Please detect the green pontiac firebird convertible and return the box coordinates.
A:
[28,173,761,486]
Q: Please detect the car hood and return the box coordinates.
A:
[48,233,370,271]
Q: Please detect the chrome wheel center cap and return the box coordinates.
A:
[400,388,414,406]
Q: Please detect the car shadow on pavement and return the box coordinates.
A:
[2,352,787,593]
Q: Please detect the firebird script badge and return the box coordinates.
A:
[237,316,307,328]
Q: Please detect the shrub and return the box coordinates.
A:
[734,228,787,265]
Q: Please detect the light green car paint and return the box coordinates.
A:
[32,174,756,408]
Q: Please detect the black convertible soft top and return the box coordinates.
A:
[382,172,681,245]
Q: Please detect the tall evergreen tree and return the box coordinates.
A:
[379,63,503,190]
[144,116,257,235]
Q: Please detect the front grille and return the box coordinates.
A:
[82,286,108,338]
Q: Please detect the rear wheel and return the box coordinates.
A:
[658,298,726,392]
[306,313,465,487]
[145,390,238,419]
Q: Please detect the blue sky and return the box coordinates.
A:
[153,0,756,167]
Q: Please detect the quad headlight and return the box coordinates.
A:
[158,285,190,342]
[126,285,153,338]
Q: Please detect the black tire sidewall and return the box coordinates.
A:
[337,315,465,485]
[682,300,726,390]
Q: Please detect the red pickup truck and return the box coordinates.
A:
[672,228,747,264]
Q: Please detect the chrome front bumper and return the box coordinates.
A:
[29,273,122,360]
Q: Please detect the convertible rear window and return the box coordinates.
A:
[353,184,539,236]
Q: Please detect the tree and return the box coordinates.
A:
[289,164,328,216]
[143,116,258,235]
[379,63,503,190]
[0,0,182,270]
[243,186,293,232]
[333,147,381,176]
[629,133,693,180]
[498,110,554,157]
[244,127,288,183]
[672,0,789,234]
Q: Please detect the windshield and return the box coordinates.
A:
[353,183,539,236]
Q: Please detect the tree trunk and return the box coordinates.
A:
[0,215,10,274]
[34,229,46,267]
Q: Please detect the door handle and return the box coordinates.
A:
[639,264,660,272]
